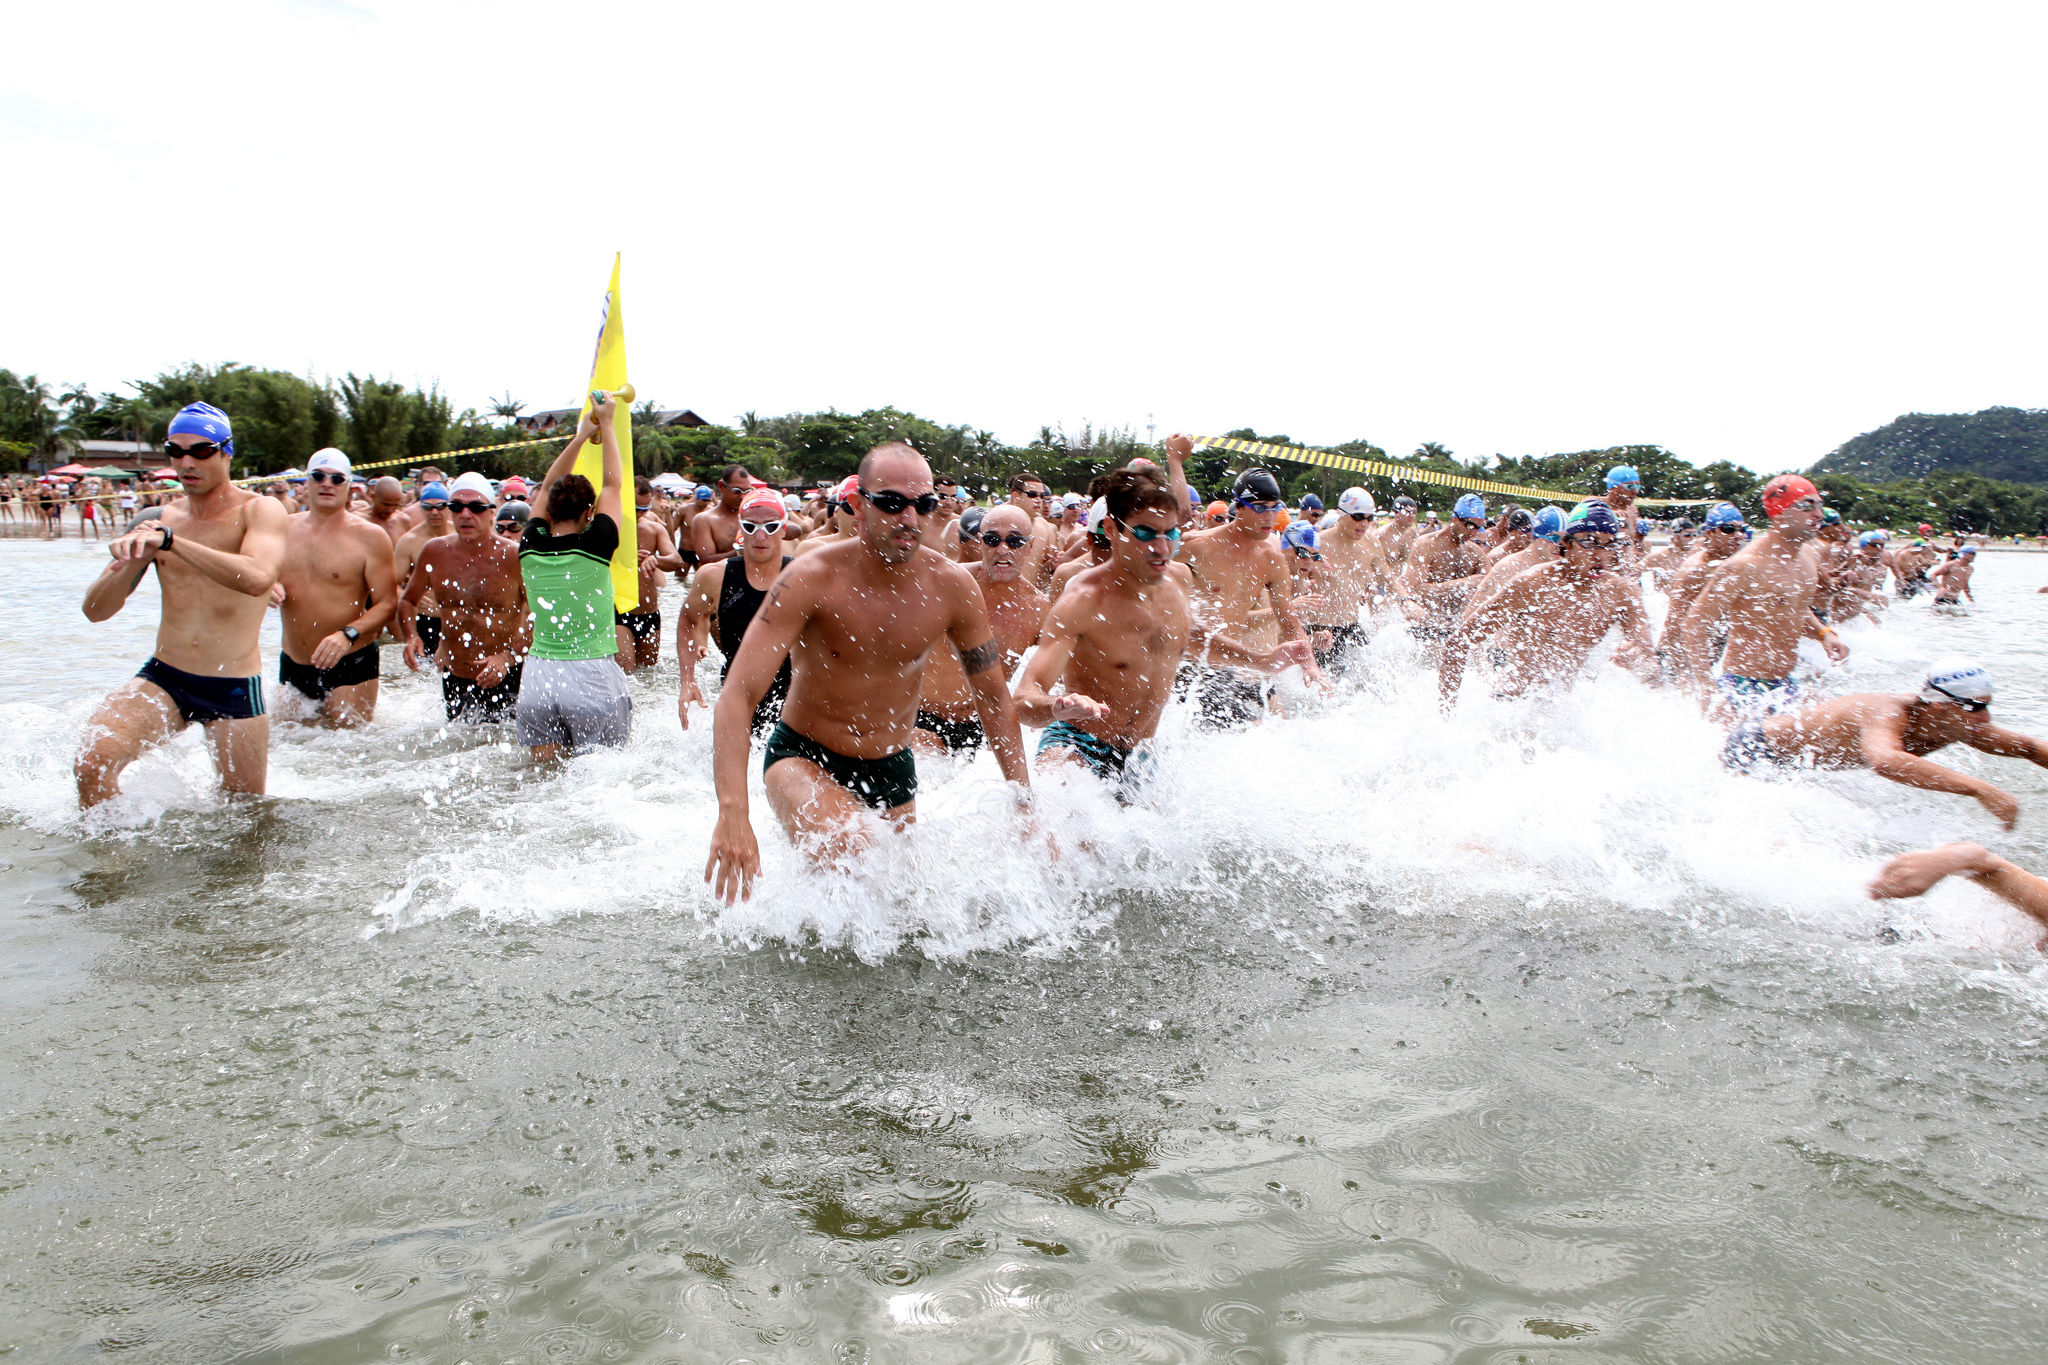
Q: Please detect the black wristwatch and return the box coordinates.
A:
[158,524,173,552]
[342,626,360,643]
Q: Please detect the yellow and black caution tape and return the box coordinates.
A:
[233,433,575,485]
[1189,435,1719,507]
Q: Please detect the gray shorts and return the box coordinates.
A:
[516,656,632,753]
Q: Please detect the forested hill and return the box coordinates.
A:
[1812,406,2048,485]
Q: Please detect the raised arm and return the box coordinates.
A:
[531,408,600,524]
[705,562,823,903]
[1163,434,1196,528]
[81,531,162,621]
[1869,842,2048,938]
[645,518,684,573]
[592,397,624,528]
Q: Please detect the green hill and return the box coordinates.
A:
[1812,406,2048,485]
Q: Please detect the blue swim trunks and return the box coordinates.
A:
[1038,721,1155,803]
[1715,672,1802,720]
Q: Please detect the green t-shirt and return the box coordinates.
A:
[519,513,620,661]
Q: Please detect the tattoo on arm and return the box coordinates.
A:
[960,640,1002,675]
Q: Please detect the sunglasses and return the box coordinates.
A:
[739,518,785,536]
[981,531,1031,549]
[861,488,940,516]
[165,441,224,459]
[451,499,494,515]
[1114,517,1182,545]
[307,470,349,485]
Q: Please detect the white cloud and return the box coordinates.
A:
[5,0,2044,473]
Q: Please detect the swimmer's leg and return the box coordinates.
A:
[615,621,639,673]
[908,727,950,759]
[764,757,913,866]
[202,716,270,797]
[76,679,185,808]
[317,678,378,729]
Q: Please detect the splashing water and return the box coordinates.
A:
[4,537,2047,1362]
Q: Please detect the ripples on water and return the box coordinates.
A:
[3,538,2046,1362]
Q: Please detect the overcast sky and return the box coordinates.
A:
[6,0,2043,473]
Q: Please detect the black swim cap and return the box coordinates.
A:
[1232,468,1283,503]
[958,507,986,541]
[1503,507,1534,532]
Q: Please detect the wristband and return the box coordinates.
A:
[159,523,174,553]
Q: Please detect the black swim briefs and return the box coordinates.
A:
[914,709,985,754]
[763,722,917,810]
[616,609,661,644]
[444,664,523,723]
[279,643,379,702]
[416,615,441,655]
[1173,662,1268,729]
[136,657,266,725]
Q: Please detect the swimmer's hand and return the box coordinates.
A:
[1868,842,1996,899]
[474,651,514,689]
[1049,693,1111,724]
[1261,640,1318,676]
[310,630,353,670]
[1164,433,1194,462]
[108,524,164,564]
[1821,633,1850,664]
[677,672,705,727]
[269,581,287,608]
[1978,785,2021,831]
[402,636,425,672]
[706,814,760,904]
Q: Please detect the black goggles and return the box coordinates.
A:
[451,498,494,515]
[307,470,349,485]
[860,488,940,516]
[1927,682,1989,712]
[980,531,1031,549]
[165,441,224,459]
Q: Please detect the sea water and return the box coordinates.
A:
[2,538,2045,1363]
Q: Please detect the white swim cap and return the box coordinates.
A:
[307,448,353,478]
[1087,497,1109,536]
[449,471,496,504]
[1318,511,1339,531]
[1337,486,1375,517]
[1919,658,1992,707]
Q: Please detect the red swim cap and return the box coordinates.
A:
[1760,474,1820,519]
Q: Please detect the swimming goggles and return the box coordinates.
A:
[739,518,785,536]
[307,470,349,485]
[860,488,940,515]
[1113,517,1181,545]
[980,531,1032,549]
[1236,499,1284,514]
[450,499,494,515]
[1926,681,1989,712]
[164,441,225,459]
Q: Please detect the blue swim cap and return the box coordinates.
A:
[1565,501,1622,537]
[1453,492,1486,521]
[168,401,234,457]
[694,485,714,501]
[1299,493,1323,511]
[1281,521,1318,555]
[1605,465,1640,488]
[1531,506,1565,542]
[1704,501,1746,529]
[419,482,450,503]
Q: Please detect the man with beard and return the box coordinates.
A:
[1439,502,1656,706]
[704,444,1031,902]
[272,449,396,726]
[1676,475,1848,719]
[398,472,529,723]
[1015,469,1312,800]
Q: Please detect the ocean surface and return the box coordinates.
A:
[3,536,2046,1363]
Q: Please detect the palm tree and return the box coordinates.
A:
[488,393,525,425]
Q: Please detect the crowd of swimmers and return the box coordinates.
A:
[61,401,2048,944]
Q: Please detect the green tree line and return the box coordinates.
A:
[9,363,2047,534]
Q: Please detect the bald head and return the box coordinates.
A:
[371,476,406,514]
[981,504,1033,537]
[856,442,929,487]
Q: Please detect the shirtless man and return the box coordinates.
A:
[617,475,686,672]
[75,402,287,807]
[1603,464,1645,540]
[397,471,530,723]
[918,475,966,554]
[271,449,396,726]
[910,504,1047,758]
[1809,510,1858,622]
[1313,488,1394,654]
[1722,660,2046,830]
[1461,506,1565,620]
[791,476,859,560]
[1161,443,1317,726]
[1844,531,1893,612]
[690,464,755,566]
[361,474,418,546]
[1484,508,1535,567]
[1398,492,1491,641]
[680,487,795,734]
[1656,503,1748,655]
[1004,474,1064,588]
[1643,518,1697,588]
[1377,496,1423,570]
[1930,546,1978,605]
[1439,502,1656,706]
[704,444,1031,901]
[393,483,453,658]
[1892,538,1939,599]
[1676,475,1848,719]
[1015,469,1313,800]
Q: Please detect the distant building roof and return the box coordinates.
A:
[514,408,581,433]
[652,409,708,428]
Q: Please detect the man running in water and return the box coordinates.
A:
[1930,545,1977,605]
[910,504,1048,757]
[272,449,396,726]
[75,403,287,807]
[517,398,631,758]
[1642,517,1696,588]
[1723,660,2047,830]
[1004,474,1064,588]
[1015,469,1313,800]
[691,465,755,566]
[1460,506,1565,620]
[1891,538,1938,599]
[1309,487,1392,666]
[1379,496,1423,569]
[1162,441,1317,725]
[393,483,453,659]
[616,475,685,672]
[1655,502,1747,655]
[398,472,529,723]
[1439,502,1656,706]
[1676,475,1848,718]
[680,487,795,734]
[704,443,1031,902]
[1399,493,1490,641]
[362,474,418,546]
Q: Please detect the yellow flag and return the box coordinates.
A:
[576,253,638,611]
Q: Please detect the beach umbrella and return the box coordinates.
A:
[85,467,139,479]
[51,462,91,476]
